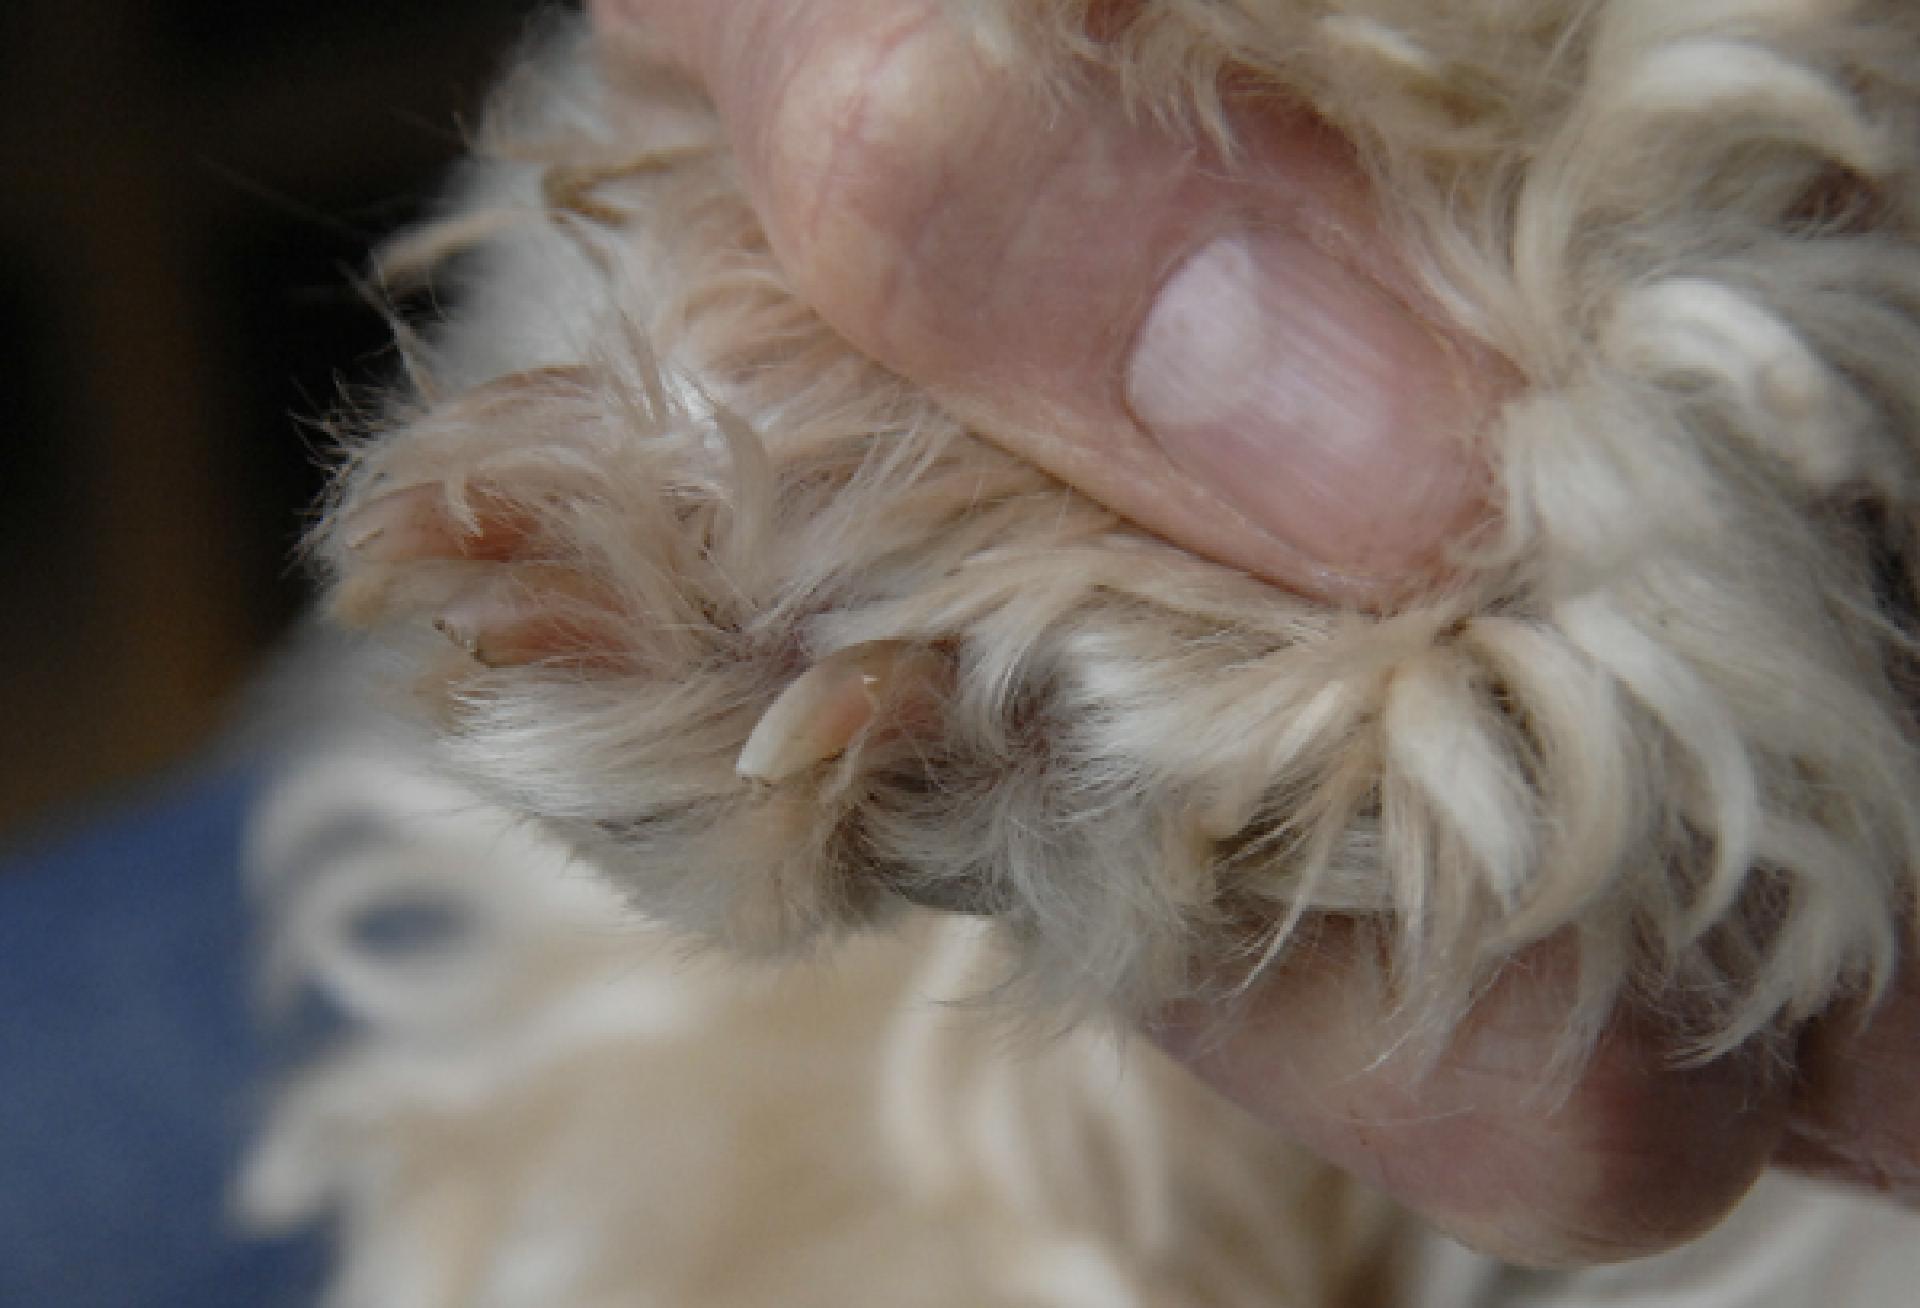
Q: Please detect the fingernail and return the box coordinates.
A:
[1125,233,1488,584]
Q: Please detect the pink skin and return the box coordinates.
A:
[599,0,1495,604]
[592,0,1920,1265]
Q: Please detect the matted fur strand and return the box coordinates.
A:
[326,0,1920,1062]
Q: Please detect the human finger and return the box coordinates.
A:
[1148,928,1789,1268]
[591,0,1499,602]
[1779,961,1920,1204]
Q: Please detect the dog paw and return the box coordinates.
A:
[303,3,1920,1051]
[337,480,628,669]
[323,367,666,675]
[320,359,966,819]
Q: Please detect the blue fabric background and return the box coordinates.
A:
[0,769,324,1307]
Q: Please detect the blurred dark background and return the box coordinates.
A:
[0,0,547,837]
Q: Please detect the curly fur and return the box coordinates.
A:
[246,1,1920,1298]
[320,0,1920,1064]
[240,714,1920,1306]
[240,747,1404,1305]
[239,742,1920,1306]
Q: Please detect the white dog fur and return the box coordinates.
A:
[245,2,1920,1302]
[239,738,1919,1305]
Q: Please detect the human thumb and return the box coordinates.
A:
[593,0,1498,601]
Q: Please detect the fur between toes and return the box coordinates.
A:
[318,0,1920,1060]
[244,2,1920,1301]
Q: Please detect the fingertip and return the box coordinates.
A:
[1435,1027,1786,1268]
[1149,939,1785,1268]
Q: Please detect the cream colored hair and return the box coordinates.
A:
[319,0,1920,1065]
[240,745,1920,1306]
[250,5,1920,1297]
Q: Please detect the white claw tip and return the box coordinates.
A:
[736,641,949,783]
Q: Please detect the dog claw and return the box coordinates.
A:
[431,567,628,669]
[737,642,950,782]
[340,484,533,564]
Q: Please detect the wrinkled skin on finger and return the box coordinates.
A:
[1157,937,1920,1265]
[594,0,1494,604]
[1148,928,1792,1267]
